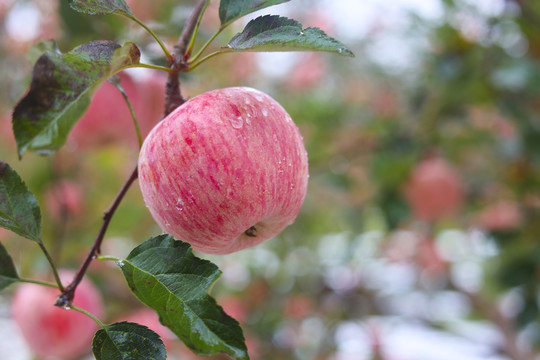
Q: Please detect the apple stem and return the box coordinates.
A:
[55,166,139,308]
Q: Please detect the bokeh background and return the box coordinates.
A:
[2,0,540,359]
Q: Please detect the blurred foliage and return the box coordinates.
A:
[2,0,540,359]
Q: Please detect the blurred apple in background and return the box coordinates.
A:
[475,200,523,232]
[138,87,309,254]
[286,54,328,91]
[11,270,104,360]
[45,180,85,222]
[404,156,464,221]
[68,72,166,149]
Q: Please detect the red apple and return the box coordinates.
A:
[138,87,309,254]
[11,270,104,359]
[403,156,464,221]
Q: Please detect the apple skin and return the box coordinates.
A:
[11,270,104,359]
[403,156,464,221]
[138,87,309,254]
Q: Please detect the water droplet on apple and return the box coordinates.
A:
[255,94,264,102]
[290,183,295,190]
[245,115,251,125]
[262,108,268,117]
[176,198,184,211]
[62,304,72,310]
[245,98,251,105]
[227,187,234,198]
[288,162,292,167]
[230,116,244,129]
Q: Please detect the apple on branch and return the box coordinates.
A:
[138,87,309,254]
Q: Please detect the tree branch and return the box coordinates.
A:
[164,0,207,114]
[55,166,139,307]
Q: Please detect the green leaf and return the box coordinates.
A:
[0,162,41,242]
[0,242,19,290]
[69,0,133,16]
[92,322,166,360]
[13,40,140,157]
[228,15,355,57]
[118,235,249,360]
[219,0,290,28]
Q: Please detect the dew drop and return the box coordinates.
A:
[245,98,251,105]
[255,94,264,102]
[273,134,278,142]
[116,260,125,267]
[262,108,268,117]
[176,198,184,211]
[288,162,292,167]
[290,183,295,190]
[230,116,244,129]
[245,115,251,125]
[62,304,72,310]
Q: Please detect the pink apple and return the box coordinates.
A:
[45,180,85,221]
[404,156,464,221]
[286,54,328,91]
[475,200,523,232]
[68,72,165,149]
[11,270,104,359]
[138,87,309,254]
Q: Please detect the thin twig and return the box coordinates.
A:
[55,166,139,307]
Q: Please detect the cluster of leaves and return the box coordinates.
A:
[0,0,354,359]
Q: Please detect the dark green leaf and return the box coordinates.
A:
[228,15,355,57]
[13,40,140,157]
[219,0,290,28]
[118,235,249,360]
[69,0,133,16]
[92,322,166,360]
[0,242,19,290]
[0,162,41,242]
